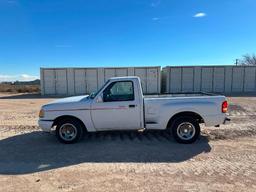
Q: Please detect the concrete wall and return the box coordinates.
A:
[41,65,256,95]
[162,66,256,94]
[41,67,161,95]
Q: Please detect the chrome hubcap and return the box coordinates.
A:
[177,122,195,140]
[59,123,77,141]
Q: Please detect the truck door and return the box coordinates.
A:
[91,80,141,130]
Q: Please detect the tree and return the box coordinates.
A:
[238,54,256,65]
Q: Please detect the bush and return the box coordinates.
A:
[0,84,40,93]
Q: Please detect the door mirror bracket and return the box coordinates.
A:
[96,94,103,103]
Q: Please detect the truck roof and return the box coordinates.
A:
[109,76,139,80]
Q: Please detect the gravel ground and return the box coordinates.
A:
[0,93,256,192]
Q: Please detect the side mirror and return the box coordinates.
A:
[96,94,103,103]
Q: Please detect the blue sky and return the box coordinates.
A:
[0,0,256,81]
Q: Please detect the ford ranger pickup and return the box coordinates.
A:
[38,76,229,144]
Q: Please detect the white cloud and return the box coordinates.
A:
[0,74,39,82]
[150,0,161,7]
[152,17,160,21]
[5,0,18,5]
[7,0,17,3]
[193,12,207,18]
[152,16,169,21]
[55,44,72,48]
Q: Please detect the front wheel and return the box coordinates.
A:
[56,118,84,144]
[171,117,200,144]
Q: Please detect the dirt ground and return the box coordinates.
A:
[0,93,256,192]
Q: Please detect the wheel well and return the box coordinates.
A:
[167,111,204,129]
[53,115,87,130]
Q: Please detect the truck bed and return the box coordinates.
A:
[144,92,219,98]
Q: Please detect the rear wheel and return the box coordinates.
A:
[56,118,84,144]
[170,116,200,144]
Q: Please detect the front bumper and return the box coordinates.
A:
[38,120,54,132]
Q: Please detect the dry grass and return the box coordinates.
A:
[0,84,40,93]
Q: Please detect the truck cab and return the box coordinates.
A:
[90,77,144,130]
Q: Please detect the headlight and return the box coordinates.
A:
[39,109,45,118]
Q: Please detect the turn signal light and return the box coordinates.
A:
[39,109,45,118]
[222,101,228,113]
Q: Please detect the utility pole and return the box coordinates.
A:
[235,59,238,66]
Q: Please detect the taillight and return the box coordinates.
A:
[222,101,228,113]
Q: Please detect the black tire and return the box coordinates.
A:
[56,118,84,144]
[170,116,200,144]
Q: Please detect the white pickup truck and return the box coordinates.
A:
[39,76,229,144]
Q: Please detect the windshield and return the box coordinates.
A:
[89,80,110,99]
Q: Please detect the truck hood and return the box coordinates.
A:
[48,95,89,104]
[43,95,90,111]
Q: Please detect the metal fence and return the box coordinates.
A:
[162,66,256,93]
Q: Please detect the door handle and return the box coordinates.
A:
[129,104,136,108]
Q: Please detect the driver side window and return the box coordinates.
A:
[103,81,134,102]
